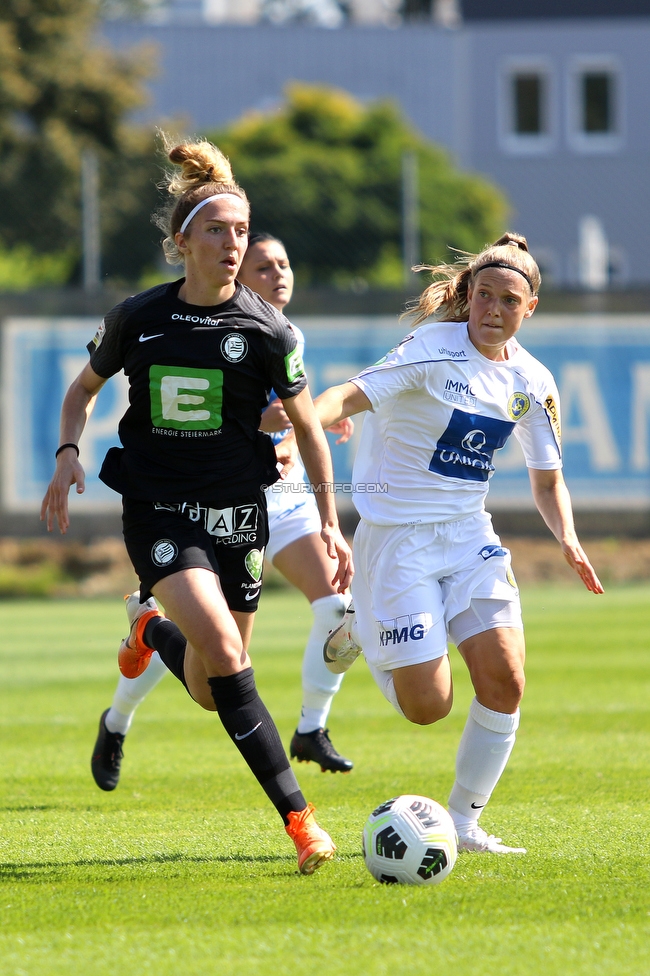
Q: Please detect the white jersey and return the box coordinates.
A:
[266,323,308,515]
[351,320,562,526]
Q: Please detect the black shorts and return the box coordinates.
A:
[122,493,269,613]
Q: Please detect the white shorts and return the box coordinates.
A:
[352,511,522,672]
[265,486,321,564]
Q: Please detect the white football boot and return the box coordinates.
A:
[456,823,526,854]
[323,602,362,674]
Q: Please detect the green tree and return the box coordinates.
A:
[0,0,161,287]
[212,83,509,288]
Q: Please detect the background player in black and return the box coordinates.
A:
[41,138,352,875]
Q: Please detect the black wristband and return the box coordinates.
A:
[55,443,79,459]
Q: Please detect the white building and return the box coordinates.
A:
[101,1,650,285]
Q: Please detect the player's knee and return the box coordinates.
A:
[198,698,218,712]
[507,667,526,706]
[400,695,452,726]
[485,668,525,713]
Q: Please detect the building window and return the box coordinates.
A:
[581,72,613,133]
[513,74,544,134]
[500,61,554,154]
[568,59,622,152]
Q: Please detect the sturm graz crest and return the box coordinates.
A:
[220,333,248,362]
[151,538,178,567]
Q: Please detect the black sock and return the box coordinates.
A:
[208,667,306,825]
[143,617,188,688]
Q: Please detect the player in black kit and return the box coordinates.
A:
[41,137,352,875]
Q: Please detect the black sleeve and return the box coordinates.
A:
[86,301,128,378]
[265,314,308,401]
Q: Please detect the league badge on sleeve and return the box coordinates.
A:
[285,348,305,382]
[91,319,106,349]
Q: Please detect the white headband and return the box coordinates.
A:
[179,193,242,234]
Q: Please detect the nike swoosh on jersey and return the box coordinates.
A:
[139,333,164,342]
[234,721,262,740]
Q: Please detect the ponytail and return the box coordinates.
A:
[404,233,541,326]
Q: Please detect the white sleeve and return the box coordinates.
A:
[350,336,429,410]
[514,383,563,470]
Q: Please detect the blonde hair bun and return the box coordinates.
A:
[153,133,248,266]
[165,139,234,196]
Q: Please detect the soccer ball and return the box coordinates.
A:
[362,794,457,886]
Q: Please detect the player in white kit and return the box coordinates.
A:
[317,233,603,853]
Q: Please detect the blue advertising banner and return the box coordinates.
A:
[1,318,126,512]
[3,314,650,512]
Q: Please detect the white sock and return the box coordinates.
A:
[105,652,169,735]
[447,697,520,829]
[297,594,348,733]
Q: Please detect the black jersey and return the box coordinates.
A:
[87,279,307,502]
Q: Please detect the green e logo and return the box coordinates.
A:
[150,365,223,430]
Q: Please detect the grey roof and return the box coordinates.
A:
[461,0,650,20]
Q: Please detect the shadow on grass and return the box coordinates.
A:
[1,848,364,880]
[2,805,58,812]
[0,851,293,876]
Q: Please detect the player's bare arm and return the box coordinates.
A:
[277,380,367,463]
[528,467,604,594]
[40,363,107,534]
[264,403,354,442]
[282,386,353,591]
[277,382,366,459]
[312,381,372,429]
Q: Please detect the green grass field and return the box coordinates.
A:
[1,585,649,976]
